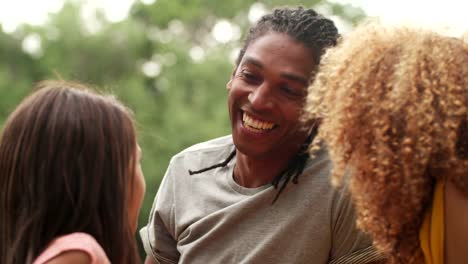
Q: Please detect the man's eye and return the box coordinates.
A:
[239,70,258,81]
[281,86,303,97]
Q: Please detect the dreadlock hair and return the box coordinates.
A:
[270,129,316,203]
[189,6,338,202]
[236,6,339,66]
[188,149,237,175]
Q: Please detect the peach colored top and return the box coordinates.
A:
[33,232,110,264]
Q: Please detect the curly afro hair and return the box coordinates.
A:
[304,23,468,263]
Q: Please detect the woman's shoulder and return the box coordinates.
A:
[445,180,468,263]
[33,232,110,264]
[42,250,91,264]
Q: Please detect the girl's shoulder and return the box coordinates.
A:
[33,232,110,264]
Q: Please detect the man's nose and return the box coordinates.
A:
[248,82,275,110]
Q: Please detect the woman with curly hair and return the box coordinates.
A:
[304,24,468,263]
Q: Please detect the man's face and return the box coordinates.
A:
[227,32,317,160]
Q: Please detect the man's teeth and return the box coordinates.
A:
[242,113,275,130]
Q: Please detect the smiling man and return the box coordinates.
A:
[141,7,381,264]
[226,32,315,191]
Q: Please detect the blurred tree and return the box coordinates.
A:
[0,0,365,257]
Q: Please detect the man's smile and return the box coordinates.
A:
[242,112,276,132]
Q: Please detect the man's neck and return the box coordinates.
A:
[232,127,316,188]
[233,150,296,188]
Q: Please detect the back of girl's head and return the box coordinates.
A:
[0,80,140,263]
[305,24,468,263]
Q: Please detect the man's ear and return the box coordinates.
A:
[226,67,237,91]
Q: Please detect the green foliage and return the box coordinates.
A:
[0,0,365,258]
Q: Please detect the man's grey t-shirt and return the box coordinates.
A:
[140,135,379,264]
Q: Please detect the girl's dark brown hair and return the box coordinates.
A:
[0,81,140,263]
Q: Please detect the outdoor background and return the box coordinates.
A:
[1,0,465,258]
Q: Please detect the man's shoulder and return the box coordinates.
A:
[169,135,235,167]
[302,144,331,174]
[180,135,233,154]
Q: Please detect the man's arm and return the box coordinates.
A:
[140,162,180,264]
[140,211,180,264]
[328,183,384,263]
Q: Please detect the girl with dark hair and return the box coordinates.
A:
[0,81,146,264]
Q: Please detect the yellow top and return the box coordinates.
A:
[420,180,445,264]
